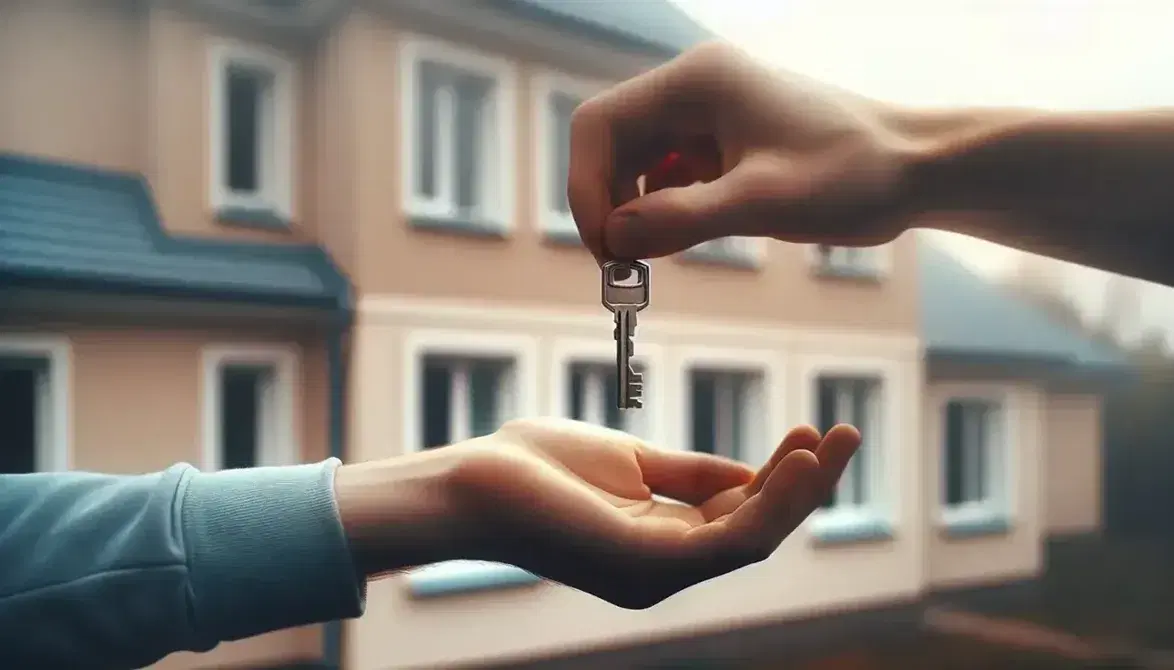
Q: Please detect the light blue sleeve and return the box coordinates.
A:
[0,459,366,669]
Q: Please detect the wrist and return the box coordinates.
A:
[881,104,1041,226]
[333,447,472,578]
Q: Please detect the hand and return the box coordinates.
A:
[567,40,915,263]
[337,418,861,609]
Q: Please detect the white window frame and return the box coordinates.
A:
[200,344,299,471]
[549,338,666,444]
[674,347,785,465]
[808,244,893,278]
[399,34,517,231]
[799,355,901,535]
[938,387,1014,528]
[688,237,767,267]
[532,72,607,237]
[207,40,296,219]
[402,329,539,591]
[0,334,72,472]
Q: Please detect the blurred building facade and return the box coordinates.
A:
[0,1,1127,669]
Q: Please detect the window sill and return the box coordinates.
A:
[940,514,1011,539]
[678,246,760,270]
[812,264,883,282]
[809,514,893,547]
[216,206,292,230]
[407,561,540,598]
[409,215,509,239]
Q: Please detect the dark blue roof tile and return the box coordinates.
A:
[0,154,349,310]
[918,237,1127,371]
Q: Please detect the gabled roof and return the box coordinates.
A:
[496,0,712,55]
[0,154,349,311]
[918,238,1127,371]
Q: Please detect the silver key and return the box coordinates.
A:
[601,261,650,409]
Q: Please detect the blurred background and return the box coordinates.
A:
[2,0,1173,668]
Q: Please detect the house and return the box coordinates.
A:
[0,1,1127,669]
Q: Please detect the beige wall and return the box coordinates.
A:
[0,1,922,334]
[345,298,925,670]
[0,324,330,669]
[1042,393,1103,535]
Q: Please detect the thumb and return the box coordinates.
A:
[602,158,775,259]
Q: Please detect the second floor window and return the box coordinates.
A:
[817,377,881,513]
[209,44,294,220]
[537,84,583,235]
[690,369,756,461]
[687,237,761,266]
[403,38,513,232]
[422,356,512,448]
[814,245,884,277]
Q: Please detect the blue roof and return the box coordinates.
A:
[499,0,712,55]
[0,154,349,311]
[918,238,1127,370]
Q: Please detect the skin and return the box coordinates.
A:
[336,419,860,609]
[338,40,1174,611]
[567,41,1174,289]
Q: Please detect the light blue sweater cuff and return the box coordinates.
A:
[179,459,366,644]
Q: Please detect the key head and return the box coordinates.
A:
[602,261,650,312]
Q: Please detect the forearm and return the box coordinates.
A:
[897,106,1174,285]
[0,462,364,668]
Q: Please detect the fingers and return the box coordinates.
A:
[601,155,784,260]
[636,446,756,506]
[567,42,737,264]
[747,425,822,496]
[813,424,863,501]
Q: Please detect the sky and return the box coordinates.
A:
[670,0,1174,346]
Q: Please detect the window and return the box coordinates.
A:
[202,346,297,471]
[209,43,295,220]
[943,398,1005,524]
[551,339,663,442]
[816,377,882,513]
[403,331,538,595]
[566,361,651,434]
[685,237,762,267]
[421,356,513,448]
[812,245,887,277]
[534,74,602,238]
[401,37,515,231]
[689,370,759,461]
[0,336,70,473]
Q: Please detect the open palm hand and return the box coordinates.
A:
[449,418,861,609]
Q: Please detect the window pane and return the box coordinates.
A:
[850,381,870,504]
[0,366,38,474]
[220,366,265,469]
[550,92,579,214]
[226,67,267,194]
[603,366,622,429]
[816,378,837,507]
[422,359,451,449]
[975,405,989,501]
[454,74,490,212]
[690,371,717,454]
[416,63,441,199]
[944,401,968,505]
[568,366,585,420]
[469,361,501,437]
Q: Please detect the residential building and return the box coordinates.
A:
[0,1,1125,669]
